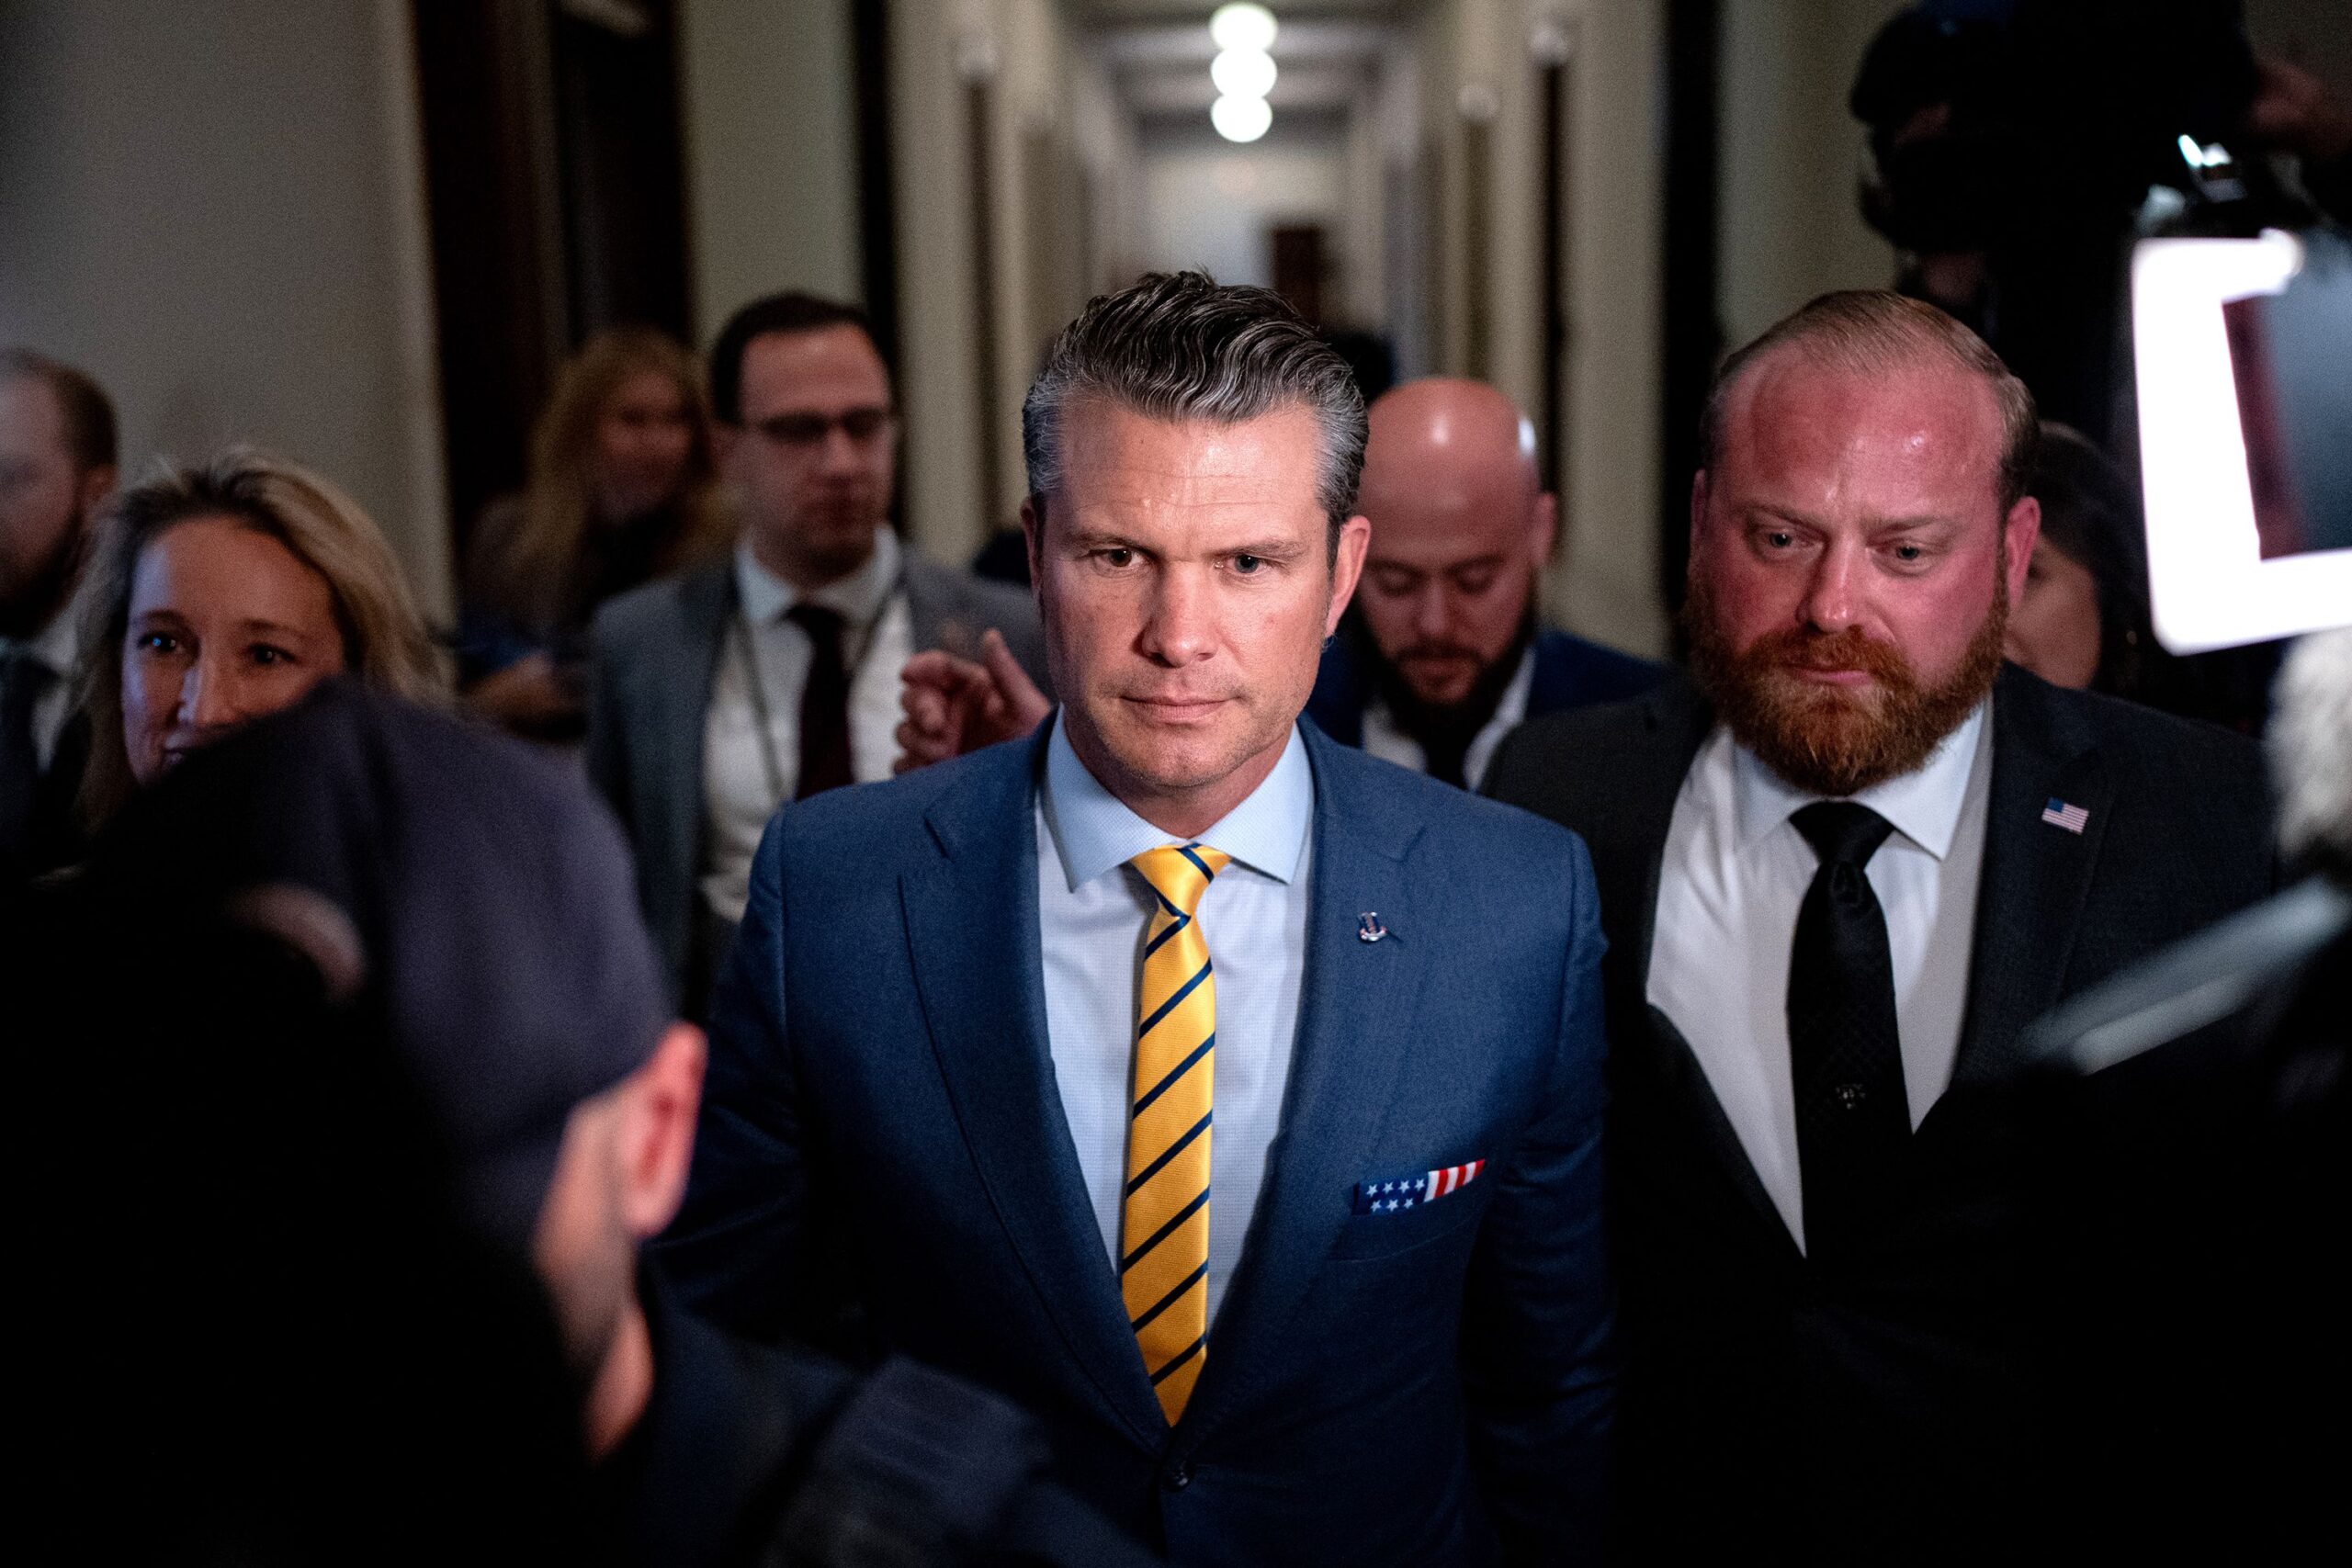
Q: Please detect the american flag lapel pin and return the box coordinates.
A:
[2041,797,2090,834]
[1357,911,1388,942]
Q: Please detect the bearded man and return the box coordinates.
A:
[1486,291,2276,1565]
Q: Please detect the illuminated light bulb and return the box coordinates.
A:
[1210,4,1278,54]
[1211,93,1273,144]
[1211,47,1278,100]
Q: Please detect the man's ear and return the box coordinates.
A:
[1020,494,1049,614]
[2000,494,2041,606]
[1327,513,1373,637]
[75,464,118,529]
[1532,491,1560,566]
[1689,470,1711,558]
[616,1023,706,1242]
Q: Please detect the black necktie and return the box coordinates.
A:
[786,603,854,799]
[1787,802,1909,1265]
[1,649,51,870]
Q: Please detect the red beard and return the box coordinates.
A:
[1685,572,2006,797]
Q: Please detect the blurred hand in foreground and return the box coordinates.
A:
[894,626,1052,773]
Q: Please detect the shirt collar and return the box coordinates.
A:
[733,526,901,626]
[1732,696,1990,862]
[1042,711,1315,891]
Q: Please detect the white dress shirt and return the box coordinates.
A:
[1035,713,1315,1325]
[700,530,914,923]
[0,606,79,769]
[1646,700,1993,1252]
[1360,644,1534,792]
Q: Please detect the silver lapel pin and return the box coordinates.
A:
[1357,911,1388,943]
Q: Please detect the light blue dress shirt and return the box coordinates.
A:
[1035,712,1315,1325]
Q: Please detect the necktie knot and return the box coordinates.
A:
[1128,842,1230,919]
[1792,802,1895,869]
[786,601,847,652]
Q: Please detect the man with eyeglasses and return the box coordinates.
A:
[589,292,1048,1015]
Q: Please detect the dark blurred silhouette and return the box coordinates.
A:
[2018,624,2350,1558]
[66,682,1154,1568]
[1853,1,2352,452]
[7,878,588,1564]
[461,326,731,742]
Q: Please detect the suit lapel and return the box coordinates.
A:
[1178,728,1430,1442]
[1605,682,1801,1252]
[1950,666,2111,1089]
[899,735,1166,1442]
[661,563,734,880]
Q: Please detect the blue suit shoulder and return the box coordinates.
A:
[1310,728,1600,920]
[757,732,1033,886]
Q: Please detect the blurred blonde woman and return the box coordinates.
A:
[460,326,729,738]
[76,448,442,827]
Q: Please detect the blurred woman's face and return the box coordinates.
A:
[2004,534,2103,690]
[121,514,348,784]
[592,370,696,522]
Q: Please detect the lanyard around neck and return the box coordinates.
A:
[728,573,906,811]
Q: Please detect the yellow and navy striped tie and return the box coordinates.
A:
[1122,841,1230,1424]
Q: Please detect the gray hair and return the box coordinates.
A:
[2270,626,2352,875]
[1021,271,1366,542]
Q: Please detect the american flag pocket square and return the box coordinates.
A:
[1352,1159,1487,1215]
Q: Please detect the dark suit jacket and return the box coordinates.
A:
[1304,626,1665,757]
[585,551,1048,1007]
[3,710,88,885]
[1483,664,2277,1564]
[2014,879,2351,1560]
[661,721,1618,1566]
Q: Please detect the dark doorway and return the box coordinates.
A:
[411,0,692,567]
[1657,0,1722,626]
[1270,224,1329,326]
[549,2,693,346]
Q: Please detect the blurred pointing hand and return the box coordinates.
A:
[894,626,1052,773]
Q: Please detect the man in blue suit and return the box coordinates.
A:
[662,272,1616,1565]
[1305,378,1662,789]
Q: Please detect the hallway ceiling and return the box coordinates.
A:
[1074,2,1405,18]
[1085,3,1400,123]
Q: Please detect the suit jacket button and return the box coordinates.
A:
[1163,1461,1192,1491]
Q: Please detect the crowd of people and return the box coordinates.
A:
[5,78,2347,1562]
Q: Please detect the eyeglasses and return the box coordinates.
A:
[749,407,896,446]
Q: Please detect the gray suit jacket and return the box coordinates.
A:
[586,549,1048,1005]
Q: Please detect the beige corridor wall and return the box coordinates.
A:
[677,0,864,334]
[1716,0,1906,348]
[0,0,451,617]
[1414,0,1673,659]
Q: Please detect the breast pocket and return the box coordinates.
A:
[1325,1185,1490,1264]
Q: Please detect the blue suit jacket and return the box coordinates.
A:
[662,720,1617,1565]
[1305,626,1666,753]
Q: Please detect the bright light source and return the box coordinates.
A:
[1211,93,1272,144]
[2177,134,2235,171]
[1211,47,1278,100]
[2133,230,2352,652]
[1210,4,1278,54]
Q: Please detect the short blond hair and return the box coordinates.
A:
[75,448,445,826]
